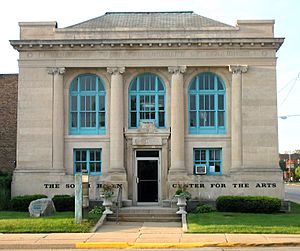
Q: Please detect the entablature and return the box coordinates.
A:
[10,37,284,52]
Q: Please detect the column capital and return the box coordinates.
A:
[168,66,187,75]
[229,65,248,74]
[47,67,65,75]
[107,67,125,75]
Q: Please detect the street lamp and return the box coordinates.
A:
[278,114,300,120]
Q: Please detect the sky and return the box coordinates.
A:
[0,0,299,153]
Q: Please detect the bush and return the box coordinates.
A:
[295,166,300,179]
[10,194,47,211]
[193,204,215,214]
[52,195,75,211]
[89,205,104,221]
[0,173,12,210]
[216,196,281,213]
[0,173,12,188]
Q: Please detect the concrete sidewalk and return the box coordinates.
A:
[1,221,300,249]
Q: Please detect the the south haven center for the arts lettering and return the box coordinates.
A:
[10,11,284,205]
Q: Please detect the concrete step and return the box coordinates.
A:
[107,215,181,222]
[118,207,178,214]
[106,206,181,222]
[111,213,178,217]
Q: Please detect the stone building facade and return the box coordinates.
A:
[10,12,284,205]
[0,74,18,173]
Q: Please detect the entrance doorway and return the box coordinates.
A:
[135,151,160,203]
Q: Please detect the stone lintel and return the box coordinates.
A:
[132,137,163,146]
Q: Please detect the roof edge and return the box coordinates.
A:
[237,20,275,24]
[19,21,57,28]
[105,11,194,14]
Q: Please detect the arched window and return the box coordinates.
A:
[69,74,106,135]
[188,72,226,134]
[129,73,166,128]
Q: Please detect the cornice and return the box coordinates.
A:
[57,26,237,32]
[10,37,284,52]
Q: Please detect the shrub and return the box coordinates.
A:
[0,173,12,188]
[216,196,281,213]
[52,195,75,211]
[295,166,300,179]
[10,194,47,211]
[88,205,104,221]
[101,183,114,199]
[174,184,192,200]
[194,204,215,213]
[0,173,12,210]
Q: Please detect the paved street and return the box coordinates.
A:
[285,184,300,203]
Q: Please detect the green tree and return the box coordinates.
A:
[279,160,286,172]
[295,166,300,179]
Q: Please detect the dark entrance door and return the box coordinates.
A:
[137,159,158,202]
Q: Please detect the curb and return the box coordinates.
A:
[181,214,188,232]
[287,183,300,186]
[75,241,300,249]
[91,214,107,232]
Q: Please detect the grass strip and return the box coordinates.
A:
[0,211,92,233]
[187,202,300,234]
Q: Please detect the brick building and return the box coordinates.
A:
[0,74,18,173]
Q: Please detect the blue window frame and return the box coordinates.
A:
[188,72,226,134]
[70,74,106,135]
[74,149,102,175]
[129,73,166,128]
[194,148,222,175]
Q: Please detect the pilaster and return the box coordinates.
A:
[168,66,187,175]
[229,65,248,171]
[107,67,126,178]
[48,67,65,172]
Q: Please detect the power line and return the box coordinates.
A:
[278,72,300,107]
[278,74,299,93]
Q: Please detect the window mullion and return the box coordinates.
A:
[87,150,90,174]
[73,150,76,173]
[206,149,209,174]
[215,94,218,132]
[155,94,158,127]
[137,95,140,127]
[196,94,199,132]
[100,149,102,174]
[96,78,99,133]
[129,95,131,127]
[78,77,81,133]
[77,93,80,133]
[220,150,222,173]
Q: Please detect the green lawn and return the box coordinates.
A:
[0,211,95,233]
[187,202,300,234]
